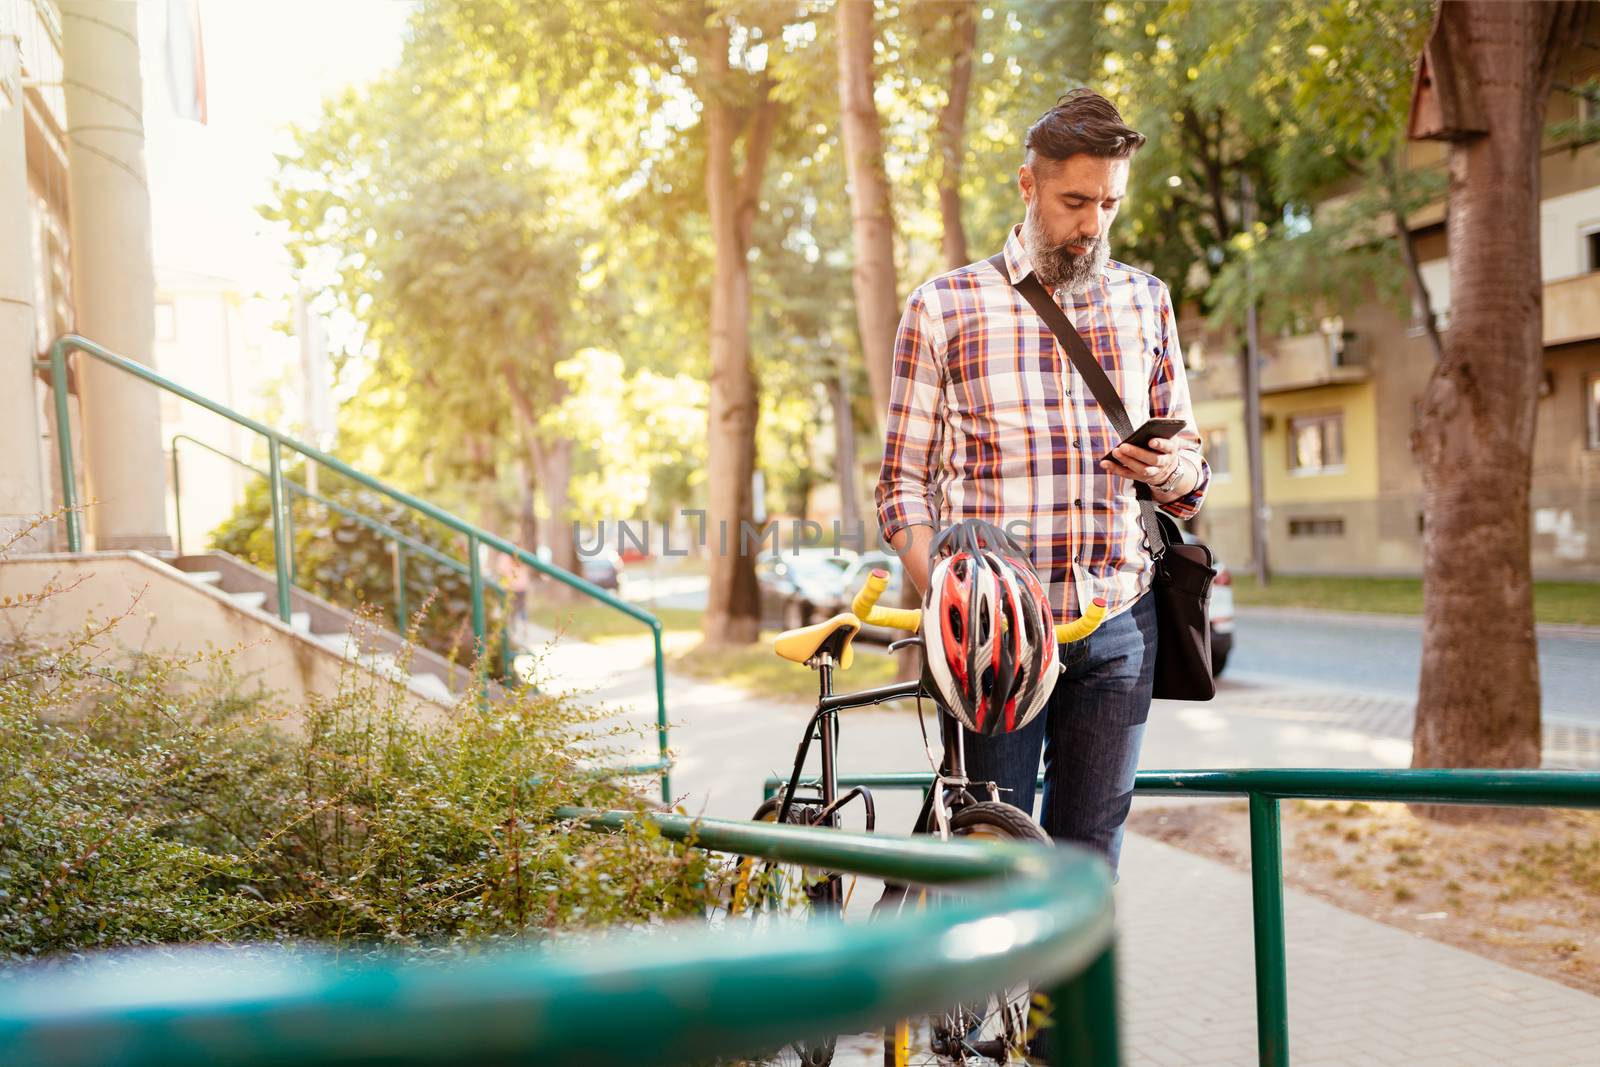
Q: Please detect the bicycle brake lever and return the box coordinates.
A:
[886,636,921,654]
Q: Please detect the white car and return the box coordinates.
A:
[1180,531,1234,676]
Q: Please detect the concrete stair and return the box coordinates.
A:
[170,550,473,702]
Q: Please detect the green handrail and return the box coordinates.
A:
[0,810,1120,1067]
[170,434,519,678]
[45,335,671,803]
[783,767,1600,1067]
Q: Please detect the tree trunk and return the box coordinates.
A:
[936,0,977,270]
[531,436,578,575]
[837,0,898,425]
[1408,2,1585,793]
[700,24,778,644]
[827,361,860,535]
[501,356,577,600]
[517,464,539,556]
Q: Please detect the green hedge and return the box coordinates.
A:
[0,592,707,961]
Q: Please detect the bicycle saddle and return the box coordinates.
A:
[773,612,862,669]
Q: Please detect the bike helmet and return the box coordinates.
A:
[922,520,1061,735]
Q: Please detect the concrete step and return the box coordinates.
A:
[411,673,453,702]
[310,631,350,654]
[229,590,267,612]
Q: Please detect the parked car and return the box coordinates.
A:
[1179,531,1234,677]
[809,551,908,644]
[756,549,856,630]
[580,551,621,591]
[1209,555,1234,676]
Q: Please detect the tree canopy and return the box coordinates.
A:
[266,0,1448,637]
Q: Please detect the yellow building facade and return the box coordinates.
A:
[1184,62,1600,579]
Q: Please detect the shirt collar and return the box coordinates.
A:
[1000,224,1032,285]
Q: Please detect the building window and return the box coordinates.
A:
[1205,426,1231,478]
[1288,412,1345,474]
[1289,517,1345,538]
[1586,228,1600,273]
[1588,374,1600,450]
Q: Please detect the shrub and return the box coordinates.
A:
[0,575,707,962]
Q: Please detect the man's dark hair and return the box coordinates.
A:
[1024,88,1146,170]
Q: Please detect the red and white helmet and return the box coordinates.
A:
[923,520,1060,735]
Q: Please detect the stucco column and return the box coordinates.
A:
[60,0,169,551]
[0,9,50,550]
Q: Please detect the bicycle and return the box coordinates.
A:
[726,567,1106,1066]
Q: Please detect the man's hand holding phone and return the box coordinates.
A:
[1099,417,1190,497]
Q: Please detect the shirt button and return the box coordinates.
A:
[1074,498,1082,506]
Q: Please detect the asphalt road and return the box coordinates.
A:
[1228,609,1600,724]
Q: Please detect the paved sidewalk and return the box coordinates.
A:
[526,627,1600,1066]
[1116,833,1600,1067]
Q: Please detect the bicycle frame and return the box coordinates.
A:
[771,657,1006,847]
[772,657,913,835]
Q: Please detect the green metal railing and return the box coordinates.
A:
[773,767,1600,1067]
[171,433,520,681]
[0,809,1120,1067]
[45,335,671,803]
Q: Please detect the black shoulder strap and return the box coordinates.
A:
[987,252,1170,557]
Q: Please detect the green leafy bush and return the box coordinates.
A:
[208,471,508,663]
[0,581,707,962]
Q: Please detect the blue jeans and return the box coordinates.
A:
[957,592,1156,874]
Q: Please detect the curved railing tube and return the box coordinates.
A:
[796,766,1600,1067]
[0,810,1119,1067]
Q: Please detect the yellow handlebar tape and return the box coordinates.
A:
[852,569,923,632]
[849,571,1109,642]
[851,568,890,617]
[1054,597,1108,644]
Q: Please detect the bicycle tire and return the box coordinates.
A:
[883,801,1050,1067]
[722,792,839,1067]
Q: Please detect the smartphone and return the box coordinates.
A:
[1100,417,1187,467]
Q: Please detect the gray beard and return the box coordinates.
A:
[1022,207,1109,295]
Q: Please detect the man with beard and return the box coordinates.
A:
[875,88,1209,875]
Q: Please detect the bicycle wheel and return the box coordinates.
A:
[882,801,1051,1067]
[718,792,840,1067]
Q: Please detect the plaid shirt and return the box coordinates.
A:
[875,225,1209,623]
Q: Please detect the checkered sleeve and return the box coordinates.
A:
[1149,283,1210,520]
[875,287,945,542]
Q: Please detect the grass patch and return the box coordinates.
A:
[1232,575,1600,626]
[674,636,904,705]
[528,600,702,642]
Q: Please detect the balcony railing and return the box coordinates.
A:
[1259,330,1368,394]
[1544,271,1600,347]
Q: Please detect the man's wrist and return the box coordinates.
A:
[1152,453,1194,500]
